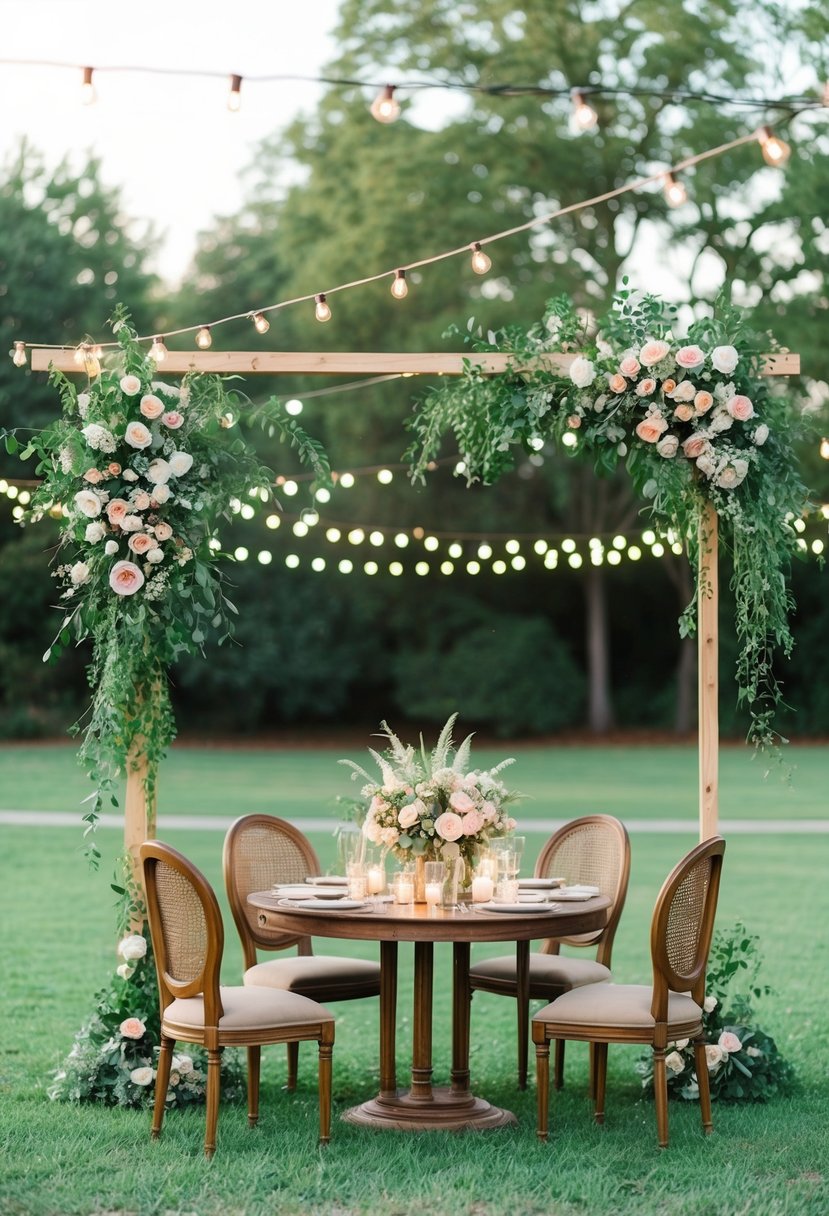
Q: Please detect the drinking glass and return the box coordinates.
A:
[337,825,365,875]
[424,861,445,914]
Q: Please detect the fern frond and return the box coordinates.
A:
[452,732,474,773]
[431,712,458,771]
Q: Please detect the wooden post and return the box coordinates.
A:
[698,501,719,840]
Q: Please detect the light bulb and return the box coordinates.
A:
[12,342,27,368]
[390,269,408,299]
[195,326,212,349]
[571,90,598,131]
[252,311,270,334]
[370,84,400,124]
[470,242,491,274]
[73,344,88,366]
[80,66,96,106]
[228,74,242,112]
[315,293,331,322]
[758,125,790,167]
[149,336,168,363]
[663,172,687,207]
[820,437,829,460]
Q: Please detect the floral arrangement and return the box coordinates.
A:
[339,714,520,868]
[406,286,810,753]
[635,922,794,1102]
[16,308,328,858]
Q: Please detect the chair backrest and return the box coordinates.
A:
[223,814,321,968]
[650,836,725,1017]
[140,840,224,1028]
[534,814,631,962]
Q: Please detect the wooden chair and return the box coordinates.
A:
[223,814,380,1089]
[532,836,726,1149]
[140,841,335,1158]
[469,814,630,1089]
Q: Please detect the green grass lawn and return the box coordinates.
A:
[1,745,828,1215]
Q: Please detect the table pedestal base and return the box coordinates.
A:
[342,1086,516,1132]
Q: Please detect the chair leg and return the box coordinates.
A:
[151,1035,174,1141]
[286,1041,299,1091]
[204,1048,222,1159]
[516,941,530,1090]
[593,1042,608,1125]
[553,1038,565,1091]
[588,1042,596,1098]
[247,1046,261,1127]
[653,1046,669,1148]
[535,1038,550,1142]
[694,1037,714,1135]
[318,1028,334,1146]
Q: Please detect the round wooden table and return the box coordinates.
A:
[247,891,610,1132]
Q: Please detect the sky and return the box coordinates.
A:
[0,0,343,283]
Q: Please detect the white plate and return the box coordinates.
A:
[305,875,348,886]
[553,888,599,901]
[280,897,369,912]
[518,877,564,889]
[477,901,554,914]
[272,885,344,899]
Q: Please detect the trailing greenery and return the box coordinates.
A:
[10,309,329,861]
[407,287,811,754]
[635,922,795,1103]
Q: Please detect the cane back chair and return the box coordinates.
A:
[469,814,630,1088]
[532,835,725,1148]
[141,841,335,1157]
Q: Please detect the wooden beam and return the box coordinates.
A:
[697,501,719,841]
[29,349,800,377]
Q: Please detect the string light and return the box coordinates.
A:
[252,311,270,334]
[571,89,598,131]
[228,74,242,112]
[758,125,790,166]
[470,242,492,274]
[390,269,409,299]
[80,66,96,106]
[314,293,331,322]
[370,84,400,124]
[149,336,168,363]
[12,342,27,368]
[819,438,829,460]
[663,172,688,207]
[195,326,212,350]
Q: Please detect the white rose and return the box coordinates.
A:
[172,1054,193,1074]
[147,458,172,484]
[121,514,143,532]
[703,995,718,1013]
[129,1066,155,1086]
[709,408,734,434]
[124,421,153,450]
[117,933,148,961]
[656,434,678,458]
[104,540,119,556]
[146,548,164,564]
[716,459,749,490]
[569,356,596,388]
[705,1044,725,1071]
[120,375,142,396]
[753,423,769,446]
[168,450,194,477]
[70,561,90,585]
[673,1039,689,1050]
[85,521,106,543]
[668,380,696,403]
[74,489,102,518]
[122,469,139,482]
[116,963,133,980]
[696,452,717,477]
[665,1051,685,1074]
[152,484,171,504]
[746,1046,762,1058]
[398,805,420,829]
[711,345,739,374]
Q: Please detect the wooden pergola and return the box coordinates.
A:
[32,346,800,872]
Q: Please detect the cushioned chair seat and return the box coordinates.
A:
[244,956,381,996]
[164,985,334,1032]
[469,954,610,991]
[534,982,702,1033]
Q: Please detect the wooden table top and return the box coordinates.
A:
[246,891,610,944]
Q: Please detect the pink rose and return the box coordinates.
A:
[153,522,173,542]
[109,560,145,596]
[461,810,485,835]
[119,1016,146,1039]
[694,391,714,414]
[619,355,640,377]
[639,339,671,367]
[635,417,668,443]
[124,421,152,449]
[434,811,464,842]
[718,1031,743,1054]
[673,404,694,422]
[608,373,627,394]
[566,414,581,429]
[675,344,705,369]
[162,411,184,429]
[726,394,755,421]
[635,378,656,397]
[139,394,164,419]
[119,375,142,396]
[449,790,476,814]
[106,498,130,525]
[682,434,709,459]
[481,800,498,822]
[128,532,155,555]
[83,468,104,484]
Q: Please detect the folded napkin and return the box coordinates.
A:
[518,877,563,889]
[305,875,348,886]
[554,885,600,901]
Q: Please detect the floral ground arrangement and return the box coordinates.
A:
[407,287,810,753]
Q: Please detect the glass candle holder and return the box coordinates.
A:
[392,871,415,906]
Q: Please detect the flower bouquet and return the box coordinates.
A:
[339,714,520,874]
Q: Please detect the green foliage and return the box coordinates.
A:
[635,922,795,1103]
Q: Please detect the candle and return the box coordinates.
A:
[394,876,414,905]
[425,881,443,907]
[472,875,494,902]
[367,865,385,895]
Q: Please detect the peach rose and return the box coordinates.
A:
[619,355,640,377]
[608,373,628,394]
[449,790,476,814]
[635,416,668,443]
[675,344,705,369]
[567,414,581,429]
[109,560,145,596]
[132,492,151,511]
[124,421,152,449]
[153,522,173,542]
[694,391,714,414]
[119,375,142,396]
[434,811,464,842]
[726,394,755,421]
[639,339,671,367]
[662,378,676,395]
[162,411,184,429]
[119,1016,146,1039]
[83,468,104,484]
[673,404,694,422]
[139,394,164,419]
[635,378,656,397]
[106,497,129,525]
[682,434,709,459]
[128,533,155,555]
